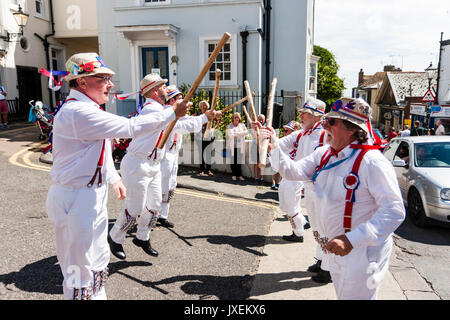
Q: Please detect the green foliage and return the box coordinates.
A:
[313,45,346,112]
[178,83,248,138]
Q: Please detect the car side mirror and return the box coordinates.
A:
[392,159,408,168]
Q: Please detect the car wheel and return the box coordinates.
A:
[407,188,429,227]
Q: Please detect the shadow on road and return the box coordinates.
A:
[394,213,450,246]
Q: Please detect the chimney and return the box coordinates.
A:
[358,69,364,86]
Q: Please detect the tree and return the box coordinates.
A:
[313,45,345,111]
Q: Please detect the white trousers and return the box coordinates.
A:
[304,184,325,262]
[160,151,179,220]
[278,179,307,236]
[326,238,393,300]
[110,153,162,243]
[46,183,110,300]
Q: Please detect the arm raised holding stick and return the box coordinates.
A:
[258,77,277,168]
[203,69,222,139]
[158,32,231,149]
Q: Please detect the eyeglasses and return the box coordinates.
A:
[91,75,113,84]
[323,117,337,126]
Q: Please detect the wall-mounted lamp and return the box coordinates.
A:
[0,5,30,43]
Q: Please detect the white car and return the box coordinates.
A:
[383,136,450,227]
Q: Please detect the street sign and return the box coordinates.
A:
[430,105,442,113]
[421,89,436,102]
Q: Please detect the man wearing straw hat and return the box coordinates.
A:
[259,97,405,299]
[296,98,332,283]
[158,85,221,228]
[46,54,190,300]
[276,120,310,243]
[108,77,220,260]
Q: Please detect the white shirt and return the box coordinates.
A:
[163,104,207,155]
[401,129,410,137]
[126,98,176,161]
[51,90,175,188]
[270,143,405,249]
[436,124,445,136]
[0,86,6,100]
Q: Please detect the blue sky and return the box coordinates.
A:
[314,0,450,96]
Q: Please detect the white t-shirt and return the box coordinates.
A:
[436,124,445,135]
[0,86,6,100]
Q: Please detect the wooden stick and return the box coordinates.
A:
[244,81,261,167]
[258,78,277,168]
[221,92,255,114]
[158,32,231,149]
[242,105,251,124]
[203,69,222,139]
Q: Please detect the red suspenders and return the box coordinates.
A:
[148,130,164,160]
[342,144,379,232]
[289,131,303,160]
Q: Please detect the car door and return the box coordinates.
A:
[393,141,411,198]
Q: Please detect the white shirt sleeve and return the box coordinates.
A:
[105,139,121,185]
[63,104,175,141]
[269,145,318,180]
[174,114,207,134]
[345,156,406,248]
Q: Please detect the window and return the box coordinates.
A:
[143,0,169,5]
[34,0,46,18]
[309,55,320,94]
[208,42,231,81]
[200,34,237,87]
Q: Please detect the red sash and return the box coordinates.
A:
[148,130,164,160]
[289,131,303,160]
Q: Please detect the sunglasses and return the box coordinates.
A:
[91,75,113,84]
[323,117,337,126]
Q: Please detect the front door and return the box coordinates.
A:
[142,47,169,81]
[16,66,42,121]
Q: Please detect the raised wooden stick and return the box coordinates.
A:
[221,92,255,114]
[242,105,251,124]
[158,32,231,149]
[244,80,261,166]
[203,69,222,139]
[258,77,277,168]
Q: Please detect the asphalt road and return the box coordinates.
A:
[394,215,450,300]
[0,125,275,300]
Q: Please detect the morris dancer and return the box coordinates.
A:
[46,53,190,300]
[295,98,331,283]
[108,74,192,260]
[158,85,221,228]
[261,97,405,300]
[276,120,310,243]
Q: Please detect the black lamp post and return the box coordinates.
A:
[0,5,30,43]
[424,62,437,128]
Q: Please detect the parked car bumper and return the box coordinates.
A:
[426,197,450,223]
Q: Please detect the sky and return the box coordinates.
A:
[314,0,450,96]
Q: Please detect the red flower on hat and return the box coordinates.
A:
[83,62,95,72]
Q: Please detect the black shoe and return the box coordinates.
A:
[132,238,159,257]
[311,270,332,283]
[157,218,174,228]
[282,232,304,242]
[307,260,322,273]
[303,222,311,230]
[108,235,126,260]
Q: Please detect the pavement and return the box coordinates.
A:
[39,152,438,300]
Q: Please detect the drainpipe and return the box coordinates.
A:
[240,30,249,96]
[264,0,272,114]
[436,32,443,104]
[34,0,55,108]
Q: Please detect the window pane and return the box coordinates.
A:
[224,63,231,72]
[209,72,215,81]
[208,44,215,53]
[224,43,230,52]
[224,72,231,80]
[224,53,230,61]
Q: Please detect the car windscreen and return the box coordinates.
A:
[414,142,450,167]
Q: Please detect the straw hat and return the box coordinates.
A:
[326,97,372,133]
[64,52,115,82]
[283,120,300,132]
[166,85,182,100]
[298,97,326,117]
[140,73,168,96]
